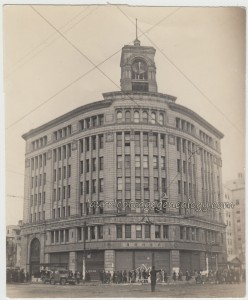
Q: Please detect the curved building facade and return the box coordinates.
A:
[21,39,226,280]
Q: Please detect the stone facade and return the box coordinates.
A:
[20,40,226,279]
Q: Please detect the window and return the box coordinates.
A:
[135,177,141,191]
[125,111,131,123]
[99,115,104,126]
[178,180,181,194]
[153,133,158,147]
[67,206,70,216]
[176,137,181,151]
[86,159,90,172]
[135,156,141,168]
[151,112,156,124]
[142,111,148,123]
[160,134,165,148]
[125,132,130,146]
[134,111,140,123]
[63,166,66,179]
[99,134,104,149]
[80,182,83,195]
[143,132,148,147]
[155,225,161,238]
[116,225,122,238]
[86,137,90,151]
[90,227,95,240]
[154,178,159,191]
[99,157,104,171]
[144,224,150,238]
[63,186,66,199]
[92,116,97,127]
[161,157,166,170]
[159,113,164,125]
[143,156,148,169]
[99,179,104,192]
[98,225,103,239]
[53,189,56,201]
[153,156,158,169]
[68,144,72,158]
[68,165,71,178]
[57,208,61,218]
[125,177,131,191]
[86,118,91,128]
[117,133,122,147]
[92,180,96,193]
[92,158,96,172]
[117,156,122,169]
[186,227,190,240]
[86,181,90,194]
[136,225,142,238]
[125,225,131,238]
[58,148,61,160]
[184,181,187,195]
[182,139,186,153]
[63,146,66,159]
[57,187,61,201]
[80,161,84,174]
[53,209,56,219]
[183,161,186,174]
[80,139,84,153]
[134,132,140,147]
[180,227,184,239]
[77,228,82,241]
[163,225,169,239]
[92,136,96,150]
[117,111,123,123]
[125,155,131,169]
[144,177,149,190]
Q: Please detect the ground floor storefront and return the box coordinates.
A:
[37,249,210,281]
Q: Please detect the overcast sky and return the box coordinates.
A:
[3,5,245,225]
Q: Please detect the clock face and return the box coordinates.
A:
[132,59,147,74]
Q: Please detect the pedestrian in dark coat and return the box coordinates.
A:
[150,266,159,292]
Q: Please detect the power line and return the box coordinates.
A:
[116,6,244,137]
[6,8,180,130]
[5,6,96,78]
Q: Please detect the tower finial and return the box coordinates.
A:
[134,18,140,46]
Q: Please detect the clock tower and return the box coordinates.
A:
[120,37,157,93]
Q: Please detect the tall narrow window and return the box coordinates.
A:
[117,111,123,123]
[143,156,148,169]
[159,113,164,125]
[135,155,141,168]
[151,112,156,124]
[134,132,140,147]
[116,225,122,238]
[117,178,123,191]
[136,225,142,238]
[125,177,131,191]
[155,225,161,238]
[125,111,131,123]
[125,225,131,238]
[143,133,148,147]
[144,224,150,238]
[117,133,122,147]
[142,111,148,123]
[134,111,140,123]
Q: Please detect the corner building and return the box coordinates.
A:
[21,38,226,280]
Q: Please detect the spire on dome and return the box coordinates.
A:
[134,18,140,46]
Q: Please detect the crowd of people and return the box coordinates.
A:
[7,266,244,285]
[6,268,29,283]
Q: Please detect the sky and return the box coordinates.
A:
[3,4,246,226]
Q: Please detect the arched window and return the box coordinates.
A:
[142,111,148,123]
[151,112,156,124]
[134,111,140,123]
[117,111,123,123]
[125,111,131,123]
[159,113,164,125]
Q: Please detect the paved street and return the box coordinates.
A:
[6,282,245,298]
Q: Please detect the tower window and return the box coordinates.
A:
[117,111,122,123]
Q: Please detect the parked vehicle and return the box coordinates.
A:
[50,270,76,285]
